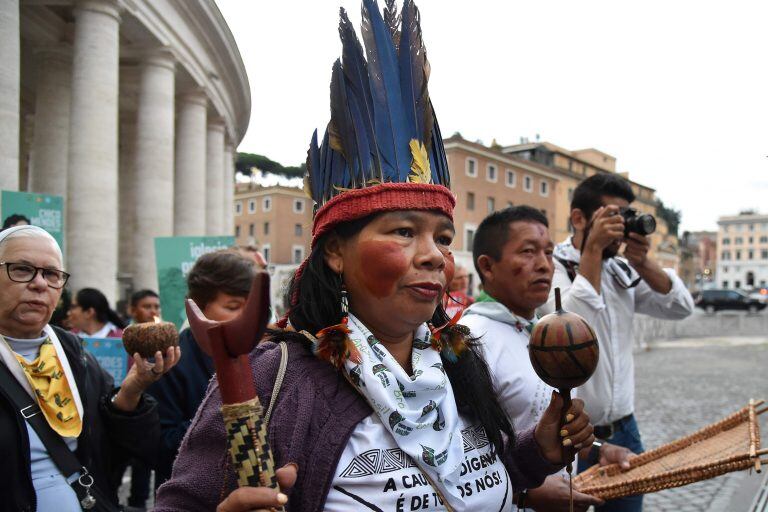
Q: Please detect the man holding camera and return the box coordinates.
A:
[541,174,694,512]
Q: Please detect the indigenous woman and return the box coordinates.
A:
[155,2,595,511]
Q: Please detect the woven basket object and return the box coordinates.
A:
[573,399,768,500]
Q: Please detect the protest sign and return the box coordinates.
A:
[81,337,128,384]
[1,190,64,248]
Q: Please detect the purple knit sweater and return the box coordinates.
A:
[154,338,561,511]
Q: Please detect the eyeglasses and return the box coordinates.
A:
[0,261,70,289]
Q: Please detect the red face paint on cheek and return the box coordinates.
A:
[354,240,409,298]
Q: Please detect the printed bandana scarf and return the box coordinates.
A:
[15,337,82,437]
[343,314,465,497]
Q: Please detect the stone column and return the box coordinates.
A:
[29,48,72,197]
[222,142,235,235]
[0,0,20,190]
[132,50,175,291]
[205,119,225,236]
[66,0,121,303]
[118,118,136,282]
[173,90,207,235]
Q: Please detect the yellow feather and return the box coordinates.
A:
[408,139,432,184]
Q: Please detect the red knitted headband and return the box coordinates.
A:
[311,182,456,248]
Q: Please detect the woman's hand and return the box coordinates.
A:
[526,474,604,512]
[111,346,182,412]
[217,464,298,512]
[534,391,595,465]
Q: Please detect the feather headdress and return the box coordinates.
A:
[306,0,452,217]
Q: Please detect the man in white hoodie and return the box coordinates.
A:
[462,206,632,512]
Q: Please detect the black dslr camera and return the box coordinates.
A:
[619,207,656,236]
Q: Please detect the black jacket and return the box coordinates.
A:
[147,327,214,487]
[0,326,160,512]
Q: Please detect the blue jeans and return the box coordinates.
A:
[578,414,645,512]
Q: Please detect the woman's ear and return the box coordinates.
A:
[570,208,588,232]
[323,234,345,274]
[82,307,96,321]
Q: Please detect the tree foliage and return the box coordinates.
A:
[655,198,681,238]
[236,152,306,178]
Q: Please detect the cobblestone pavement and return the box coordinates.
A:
[633,336,768,512]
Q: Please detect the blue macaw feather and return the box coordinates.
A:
[330,59,360,189]
[320,129,334,204]
[307,129,321,201]
[397,0,419,143]
[383,0,401,51]
[361,0,411,182]
[339,8,381,183]
[430,107,450,188]
[345,82,374,186]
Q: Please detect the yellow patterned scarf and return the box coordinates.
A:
[15,338,82,437]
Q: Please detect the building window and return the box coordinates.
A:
[262,244,271,263]
[760,236,768,243]
[248,223,254,236]
[722,238,730,245]
[735,237,743,244]
[293,199,304,213]
[464,225,477,252]
[235,201,243,215]
[762,250,768,259]
[505,169,516,188]
[735,280,741,289]
[748,250,754,260]
[467,192,475,210]
[540,181,549,197]
[293,245,305,264]
[248,200,256,214]
[235,225,241,237]
[723,266,729,273]
[523,175,533,192]
[263,222,270,235]
[486,164,497,182]
[263,196,272,212]
[749,224,755,231]
[487,197,495,213]
[568,188,574,201]
[736,250,742,260]
[507,201,514,208]
[466,158,477,177]
[749,237,754,244]
[721,251,730,260]
[722,280,728,288]
[295,223,303,236]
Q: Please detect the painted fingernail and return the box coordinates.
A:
[277,493,288,504]
[566,414,575,422]
[560,429,568,437]
[563,438,572,447]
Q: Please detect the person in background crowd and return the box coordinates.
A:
[235,244,268,270]
[462,206,633,511]
[1,214,31,231]
[68,287,126,338]
[442,263,475,318]
[0,225,180,511]
[541,174,694,512]
[118,289,162,511]
[148,249,256,489]
[128,289,161,324]
[49,287,72,330]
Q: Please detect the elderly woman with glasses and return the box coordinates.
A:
[0,225,181,512]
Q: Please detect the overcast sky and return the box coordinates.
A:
[217,0,767,233]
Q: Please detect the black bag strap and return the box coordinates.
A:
[0,361,82,477]
[555,256,579,283]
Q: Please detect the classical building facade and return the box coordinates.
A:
[233,182,312,266]
[502,140,679,270]
[716,212,768,290]
[1,0,249,303]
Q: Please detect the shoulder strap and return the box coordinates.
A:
[554,256,578,283]
[264,341,288,427]
[0,361,82,477]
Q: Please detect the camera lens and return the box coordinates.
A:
[639,215,656,235]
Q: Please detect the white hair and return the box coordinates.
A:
[0,225,63,265]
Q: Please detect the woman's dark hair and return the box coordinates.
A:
[187,250,255,308]
[571,173,635,220]
[279,213,515,456]
[1,214,31,231]
[50,288,71,328]
[76,288,126,329]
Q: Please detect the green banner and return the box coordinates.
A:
[155,236,235,328]
[1,190,64,248]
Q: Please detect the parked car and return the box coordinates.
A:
[747,286,768,303]
[694,289,767,314]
